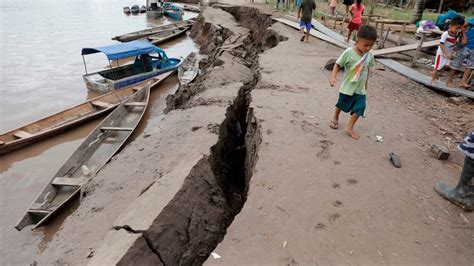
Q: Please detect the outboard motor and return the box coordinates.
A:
[150,0,158,10]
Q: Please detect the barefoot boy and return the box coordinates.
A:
[431,16,465,85]
[329,25,377,140]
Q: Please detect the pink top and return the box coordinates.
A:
[329,0,338,7]
[350,3,364,24]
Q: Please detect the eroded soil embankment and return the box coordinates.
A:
[115,6,286,265]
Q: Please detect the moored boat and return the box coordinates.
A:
[146,26,190,45]
[162,2,184,20]
[131,5,140,14]
[147,7,163,19]
[123,6,131,14]
[82,40,182,92]
[15,83,151,231]
[0,72,173,156]
[112,19,194,42]
[178,52,200,85]
[140,5,147,13]
[183,4,200,13]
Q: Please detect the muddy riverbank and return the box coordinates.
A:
[11,1,474,265]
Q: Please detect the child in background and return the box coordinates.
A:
[447,19,474,88]
[346,0,364,43]
[330,25,377,140]
[297,0,316,43]
[328,0,338,16]
[431,16,465,85]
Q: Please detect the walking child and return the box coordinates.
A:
[328,0,338,16]
[346,0,364,43]
[431,16,465,85]
[447,18,474,88]
[297,0,316,43]
[330,25,377,140]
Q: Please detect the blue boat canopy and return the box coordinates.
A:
[81,40,167,60]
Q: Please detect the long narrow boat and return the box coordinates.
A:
[111,19,194,42]
[15,83,151,231]
[178,52,200,85]
[146,26,191,45]
[0,72,173,156]
[164,9,184,20]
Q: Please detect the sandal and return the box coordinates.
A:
[300,35,305,42]
[389,152,401,168]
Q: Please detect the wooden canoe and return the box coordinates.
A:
[146,26,191,45]
[15,83,151,231]
[0,71,173,156]
[178,52,200,85]
[112,19,195,42]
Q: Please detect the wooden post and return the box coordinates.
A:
[378,22,385,48]
[438,0,444,13]
[333,16,338,29]
[412,32,426,67]
[398,22,407,46]
[381,27,391,49]
[341,14,346,34]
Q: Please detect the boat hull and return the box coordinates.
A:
[0,72,173,156]
[83,58,182,93]
[112,19,194,42]
[15,80,154,231]
[164,10,183,20]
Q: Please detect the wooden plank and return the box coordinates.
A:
[310,17,353,45]
[27,209,51,215]
[372,40,439,56]
[274,18,349,49]
[124,102,146,107]
[52,177,88,187]
[377,58,474,99]
[13,130,34,139]
[101,127,134,132]
[92,101,115,109]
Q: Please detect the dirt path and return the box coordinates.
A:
[27,2,473,265]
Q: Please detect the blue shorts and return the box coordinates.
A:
[336,93,366,117]
[300,20,312,32]
[450,47,474,70]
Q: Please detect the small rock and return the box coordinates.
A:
[143,133,151,138]
[430,144,450,160]
[283,241,288,248]
[324,59,337,71]
[138,147,144,151]
[447,96,469,105]
[376,135,383,142]
[211,252,221,259]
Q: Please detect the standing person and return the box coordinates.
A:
[328,0,338,16]
[329,25,377,139]
[447,19,474,88]
[435,130,474,211]
[346,0,365,43]
[343,0,353,15]
[431,16,465,85]
[297,0,316,43]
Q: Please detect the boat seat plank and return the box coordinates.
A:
[52,177,88,187]
[101,127,134,131]
[27,209,51,215]
[13,130,34,139]
[92,101,115,109]
[125,102,146,107]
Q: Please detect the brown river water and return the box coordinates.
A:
[0,0,198,264]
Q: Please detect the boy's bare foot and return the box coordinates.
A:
[431,79,438,85]
[345,128,360,140]
[460,83,471,88]
[300,35,305,42]
[446,81,453,87]
[330,120,339,129]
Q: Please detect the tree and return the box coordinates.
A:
[411,0,426,24]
